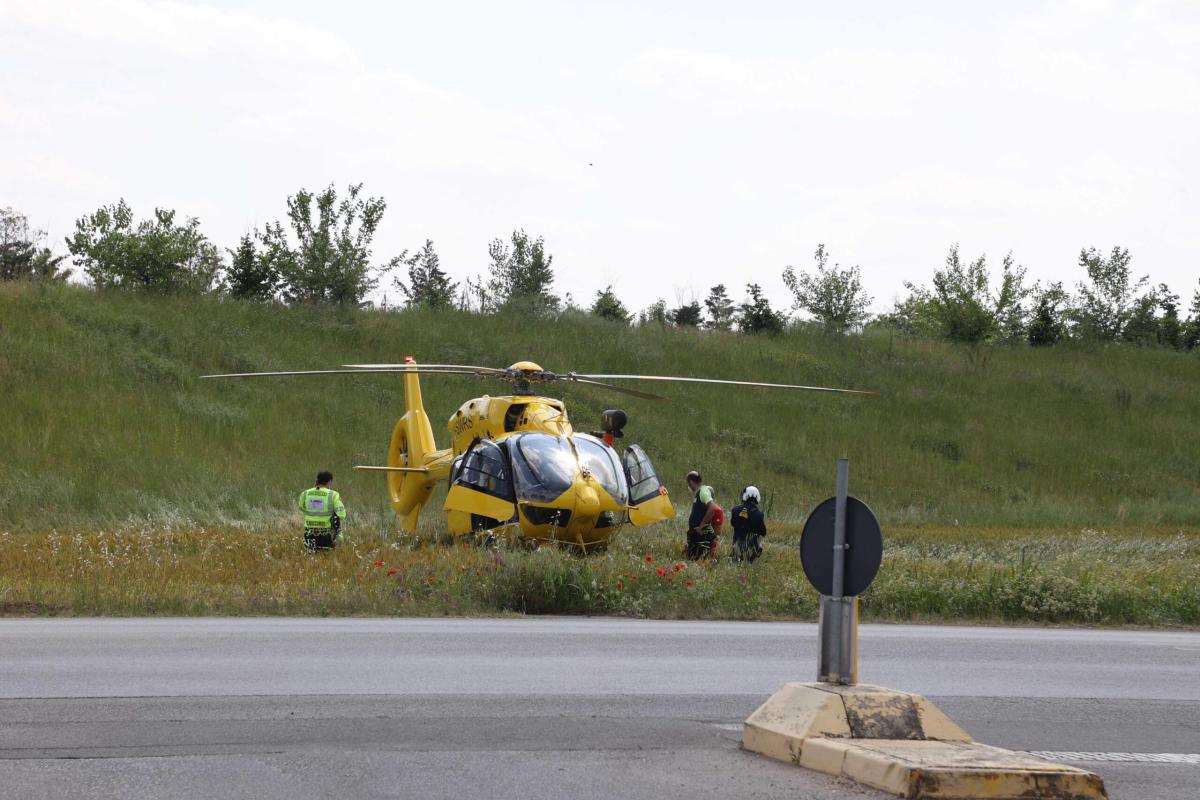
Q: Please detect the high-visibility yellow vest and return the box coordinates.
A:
[298,486,346,529]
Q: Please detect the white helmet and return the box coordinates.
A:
[741,485,761,503]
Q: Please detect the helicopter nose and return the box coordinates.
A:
[571,482,601,533]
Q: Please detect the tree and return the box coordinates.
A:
[0,207,35,280]
[224,234,279,301]
[486,229,559,314]
[27,248,70,282]
[637,299,669,326]
[736,284,785,335]
[1154,284,1183,350]
[0,207,70,283]
[590,285,631,324]
[457,274,490,313]
[991,253,1032,342]
[669,300,703,327]
[897,246,1031,345]
[261,183,399,305]
[876,292,936,337]
[1027,282,1067,347]
[782,244,872,333]
[395,239,458,310]
[1184,281,1200,351]
[1071,246,1148,342]
[703,284,737,331]
[66,199,218,293]
[2,208,67,283]
[1122,291,1160,345]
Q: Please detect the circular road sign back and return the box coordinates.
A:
[800,496,883,597]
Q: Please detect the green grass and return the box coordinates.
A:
[2,523,1196,626]
[2,281,1197,624]
[2,281,1197,531]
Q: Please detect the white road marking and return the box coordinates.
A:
[712,724,744,731]
[1028,751,1200,765]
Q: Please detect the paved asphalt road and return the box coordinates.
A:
[1,619,1197,800]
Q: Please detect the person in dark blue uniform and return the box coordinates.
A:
[730,485,767,562]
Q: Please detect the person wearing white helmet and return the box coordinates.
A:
[730,485,767,562]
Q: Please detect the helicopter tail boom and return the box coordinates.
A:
[383,363,452,531]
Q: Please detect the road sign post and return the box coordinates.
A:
[801,459,881,686]
[820,459,855,684]
[751,461,1109,799]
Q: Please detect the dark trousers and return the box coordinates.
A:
[304,516,340,551]
[685,524,718,559]
[731,532,762,562]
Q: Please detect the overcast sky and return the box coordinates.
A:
[2,0,1197,313]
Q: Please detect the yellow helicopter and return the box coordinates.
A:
[202,359,868,551]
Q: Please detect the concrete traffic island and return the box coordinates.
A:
[742,682,1108,800]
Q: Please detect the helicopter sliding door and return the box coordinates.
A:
[444,439,517,524]
[623,444,674,525]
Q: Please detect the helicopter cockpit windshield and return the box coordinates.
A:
[510,433,577,503]
[573,433,628,505]
[507,432,629,506]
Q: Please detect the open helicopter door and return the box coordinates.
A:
[622,444,674,525]
[444,439,518,525]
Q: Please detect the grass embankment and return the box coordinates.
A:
[1,282,1198,623]
[2,523,1197,626]
[2,282,1198,529]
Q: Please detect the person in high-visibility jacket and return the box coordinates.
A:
[298,470,346,551]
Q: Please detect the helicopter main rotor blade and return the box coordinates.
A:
[570,373,873,395]
[342,363,508,375]
[201,367,492,379]
[562,377,668,401]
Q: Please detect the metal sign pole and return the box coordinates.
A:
[818,459,856,685]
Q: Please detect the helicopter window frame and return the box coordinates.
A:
[623,444,665,506]
[454,438,515,503]
[572,433,629,506]
[509,433,578,504]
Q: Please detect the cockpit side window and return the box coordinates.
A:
[573,434,628,505]
[624,444,665,506]
[455,439,515,502]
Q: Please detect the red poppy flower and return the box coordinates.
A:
[373,561,384,567]
[616,581,625,590]
[645,554,653,563]
[387,569,397,575]
[632,575,638,581]
[675,563,685,571]
[655,567,665,576]
[685,580,693,588]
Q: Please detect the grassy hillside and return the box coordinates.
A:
[2,281,1198,532]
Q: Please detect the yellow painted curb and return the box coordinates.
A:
[742,683,1107,799]
[812,739,1108,800]
[741,682,851,763]
[742,682,971,763]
